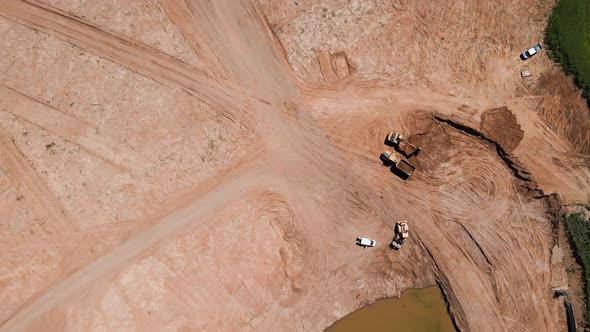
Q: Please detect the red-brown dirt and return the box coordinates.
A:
[1,0,589,331]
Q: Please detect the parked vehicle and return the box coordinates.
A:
[520,44,542,60]
[356,237,376,248]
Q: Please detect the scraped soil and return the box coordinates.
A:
[1,0,589,331]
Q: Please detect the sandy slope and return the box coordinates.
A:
[0,0,588,331]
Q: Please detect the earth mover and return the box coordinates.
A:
[380,151,416,178]
[390,221,409,250]
[386,131,421,157]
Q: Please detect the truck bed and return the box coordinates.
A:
[396,160,415,176]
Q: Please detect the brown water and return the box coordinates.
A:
[325,286,456,332]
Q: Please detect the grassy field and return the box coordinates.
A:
[545,0,590,101]
[564,212,590,326]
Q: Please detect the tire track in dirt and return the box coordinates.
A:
[157,0,229,81]
[0,221,137,251]
[259,192,312,307]
[0,165,271,332]
[0,84,149,173]
[0,1,571,331]
[312,99,559,331]
[159,0,295,100]
[426,138,513,221]
[0,0,249,117]
[0,1,311,325]
[424,115,559,331]
[0,125,74,234]
[434,116,530,177]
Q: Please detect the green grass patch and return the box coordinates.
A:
[564,212,590,325]
[545,0,590,101]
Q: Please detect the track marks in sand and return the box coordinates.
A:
[428,135,514,221]
[158,0,229,81]
[0,125,74,234]
[0,84,148,173]
[316,103,558,331]
[261,192,311,303]
[0,165,269,332]
[0,1,571,331]
[158,0,293,97]
[0,0,246,115]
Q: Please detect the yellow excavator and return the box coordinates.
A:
[387,131,421,157]
[390,221,409,250]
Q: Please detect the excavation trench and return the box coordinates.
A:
[416,114,565,330]
[432,115,560,205]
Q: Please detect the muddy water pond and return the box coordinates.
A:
[325,286,455,332]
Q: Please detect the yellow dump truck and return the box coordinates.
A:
[380,151,416,178]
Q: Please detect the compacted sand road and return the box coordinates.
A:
[0,0,588,331]
[1,164,272,332]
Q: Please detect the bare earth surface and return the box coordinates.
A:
[1,0,589,331]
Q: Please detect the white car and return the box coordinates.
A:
[356,237,376,248]
[521,44,542,60]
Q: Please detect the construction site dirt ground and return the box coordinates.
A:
[1,0,589,331]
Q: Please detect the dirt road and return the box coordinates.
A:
[1,0,588,331]
[1,164,269,332]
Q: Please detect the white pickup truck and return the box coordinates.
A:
[521,44,542,60]
[356,237,376,248]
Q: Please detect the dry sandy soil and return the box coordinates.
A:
[1,0,589,331]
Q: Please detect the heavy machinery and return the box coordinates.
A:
[390,221,409,250]
[386,131,421,157]
[380,151,416,178]
[356,237,376,248]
